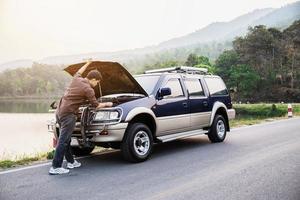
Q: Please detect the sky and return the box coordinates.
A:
[0,0,298,64]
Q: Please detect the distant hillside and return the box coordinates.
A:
[38,8,274,65]
[159,1,300,49]
[226,1,300,38]
[252,1,300,28]
[1,1,300,72]
[40,1,300,67]
[0,59,33,72]
[157,8,274,49]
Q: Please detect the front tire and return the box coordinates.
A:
[207,115,227,143]
[121,123,153,163]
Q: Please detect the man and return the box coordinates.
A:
[49,61,112,175]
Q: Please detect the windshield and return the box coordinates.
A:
[134,75,160,95]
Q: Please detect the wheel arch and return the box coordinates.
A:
[125,107,157,137]
[209,102,230,131]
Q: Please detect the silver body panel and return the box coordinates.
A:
[156,114,190,136]
[190,112,211,129]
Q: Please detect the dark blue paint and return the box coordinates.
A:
[118,73,233,122]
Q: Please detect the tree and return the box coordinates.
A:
[214,20,300,102]
[185,53,199,66]
[215,50,239,81]
[0,63,69,97]
[228,64,260,98]
[282,20,300,89]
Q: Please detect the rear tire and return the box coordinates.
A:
[207,115,227,143]
[121,123,153,163]
[72,146,95,156]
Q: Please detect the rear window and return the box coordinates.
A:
[204,77,228,96]
[184,79,205,97]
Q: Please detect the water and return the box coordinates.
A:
[0,99,57,160]
[0,99,57,113]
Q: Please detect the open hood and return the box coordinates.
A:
[64,61,147,98]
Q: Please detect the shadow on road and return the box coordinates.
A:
[153,136,211,155]
[80,135,213,166]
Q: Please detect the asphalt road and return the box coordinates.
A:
[1,118,300,200]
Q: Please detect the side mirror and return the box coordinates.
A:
[157,87,171,99]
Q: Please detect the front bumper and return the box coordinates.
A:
[47,107,128,144]
[47,120,128,143]
[87,122,128,142]
[227,109,236,120]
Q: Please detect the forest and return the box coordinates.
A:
[144,20,300,102]
[0,63,70,97]
[217,20,300,102]
[0,20,299,102]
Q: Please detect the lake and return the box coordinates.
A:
[0,99,57,113]
[0,99,57,160]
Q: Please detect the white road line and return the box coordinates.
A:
[0,150,118,175]
[0,162,52,175]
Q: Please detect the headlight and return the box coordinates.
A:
[109,111,119,120]
[95,111,110,120]
[94,110,120,121]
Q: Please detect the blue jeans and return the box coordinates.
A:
[52,114,76,168]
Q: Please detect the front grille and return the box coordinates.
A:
[76,112,82,122]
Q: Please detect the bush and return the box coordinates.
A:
[46,150,55,160]
[234,104,287,118]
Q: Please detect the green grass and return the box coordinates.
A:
[0,150,55,169]
[0,147,108,170]
[230,103,300,127]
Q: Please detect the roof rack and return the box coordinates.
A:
[144,66,208,75]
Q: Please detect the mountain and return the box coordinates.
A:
[0,59,33,72]
[157,8,274,49]
[225,1,300,39]
[252,1,300,28]
[1,1,300,72]
[159,1,300,49]
[37,8,276,65]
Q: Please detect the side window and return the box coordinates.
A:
[184,79,205,97]
[164,79,184,99]
[204,77,228,96]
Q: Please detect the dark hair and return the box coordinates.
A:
[86,70,102,81]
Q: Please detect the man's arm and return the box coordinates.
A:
[96,102,113,109]
[85,87,113,109]
[77,61,92,75]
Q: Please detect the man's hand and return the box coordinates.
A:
[96,102,113,109]
[104,102,113,107]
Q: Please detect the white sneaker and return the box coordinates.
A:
[67,160,81,169]
[49,167,70,175]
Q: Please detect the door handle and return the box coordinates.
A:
[182,102,188,108]
[203,101,208,107]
